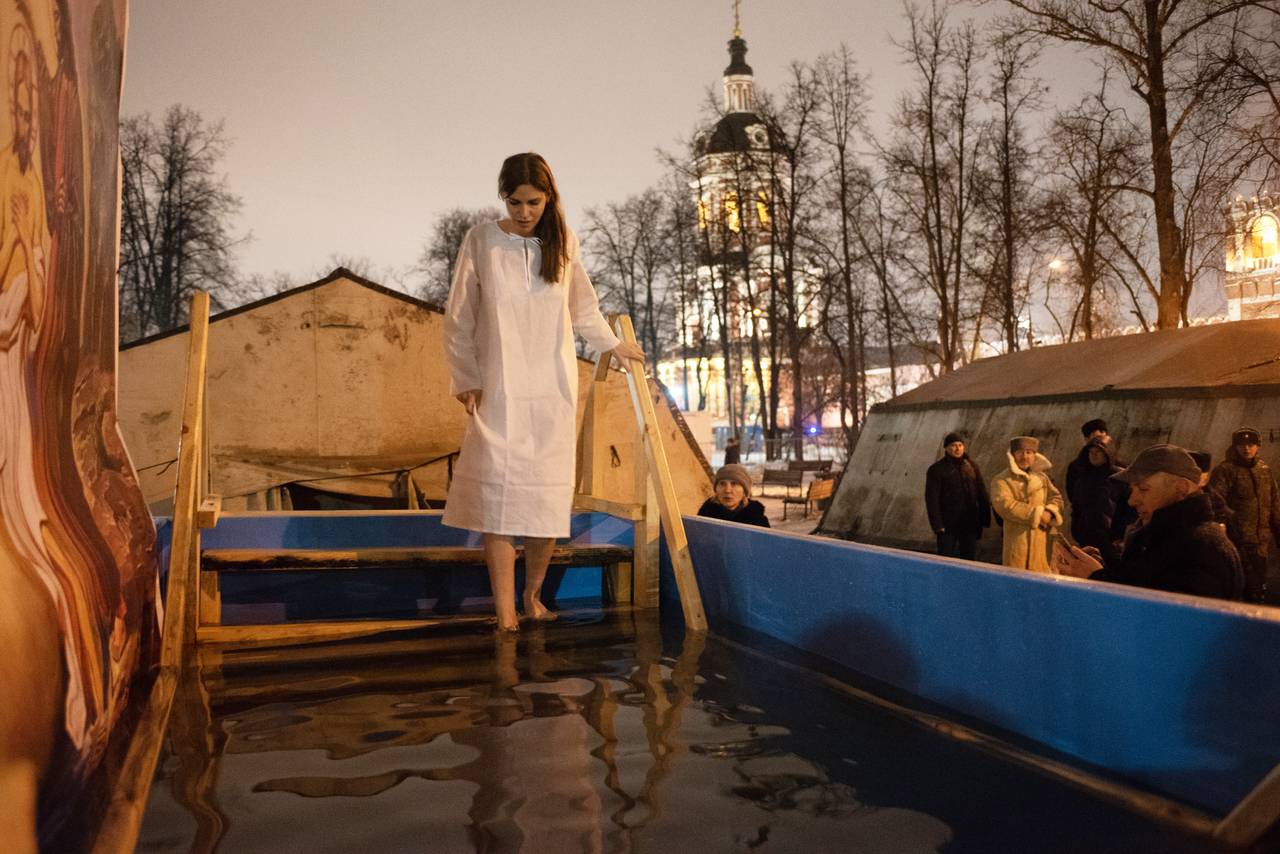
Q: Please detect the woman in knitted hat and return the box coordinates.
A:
[990,436,1064,572]
[697,464,770,527]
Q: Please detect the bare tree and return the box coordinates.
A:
[583,190,671,372]
[1002,0,1280,328]
[814,45,872,451]
[882,1,984,372]
[972,29,1044,352]
[760,62,826,458]
[118,105,243,341]
[1044,72,1152,336]
[414,206,501,305]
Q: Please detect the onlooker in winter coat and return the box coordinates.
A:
[924,432,991,560]
[1189,451,1231,532]
[1081,418,1109,441]
[1086,444,1244,601]
[723,435,742,465]
[1065,436,1135,565]
[1208,427,1280,603]
[698,464,770,527]
[991,436,1064,573]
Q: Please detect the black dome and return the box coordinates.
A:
[698,112,773,156]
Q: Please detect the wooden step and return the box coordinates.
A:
[201,544,633,572]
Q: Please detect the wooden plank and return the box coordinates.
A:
[573,493,644,520]
[614,315,706,631]
[196,494,221,529]
[1214,762,1280,847]
[576,348,613,496]
[633,467,660,609]
[198,571,222,628]
[197,615,496,648]
[90,667,179,854]
[202,544,632,572]
[177,291,212,650]
[93,291,211,854]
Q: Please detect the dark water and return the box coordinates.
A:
[137,610,1227,853]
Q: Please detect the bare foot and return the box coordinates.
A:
[522,596,558,622]
[496,618,520,633]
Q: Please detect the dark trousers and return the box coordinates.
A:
[936,531,978,561]
[1239,545,1270,603]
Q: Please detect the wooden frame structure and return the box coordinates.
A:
[94,291,212,852]
[575,315,706,631]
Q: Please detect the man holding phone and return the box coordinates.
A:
[1058,445,1244,602]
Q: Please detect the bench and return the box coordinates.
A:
[787,459,834,474]
[760,468,804,499]
[782,475,836,521]
[197,543,633,643]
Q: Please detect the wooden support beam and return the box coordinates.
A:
[633,462,660,609]
[197,615,496,648]
[201,544,633,572]
[576,346,613,497]
[613,315,706,630]
[198,571,221,628]
[196,495,221,529]
[93,291,211,854]
[573,494,644,520]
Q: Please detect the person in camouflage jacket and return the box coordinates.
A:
[1208,427,1280,603]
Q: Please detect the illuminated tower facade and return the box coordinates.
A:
[1225,193,1280,320]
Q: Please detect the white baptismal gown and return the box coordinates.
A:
[441,222,619,537]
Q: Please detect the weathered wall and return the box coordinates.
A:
[0,0,159,844]
[820,392,1280,557]
[118,279,712,515]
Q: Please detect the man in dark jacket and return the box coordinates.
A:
[1066,436,1135,565]
[924,432,991,560]
[1208,427,1280,603]
[1086,445,1244,601]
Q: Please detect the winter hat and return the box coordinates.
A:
[1232,427,1262,445]
[1081,418,1108,438]
[714,464,753,496]
[1084,435,1115,464]
[1111,444,1201,485]
[1009,436,1040,454]
[943,432,966,447]
[1189,451,1212,473]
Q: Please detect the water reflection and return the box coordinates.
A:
[138,612,956,852]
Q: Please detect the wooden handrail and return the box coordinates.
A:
[613,315,706,631]
[93,291,210,853]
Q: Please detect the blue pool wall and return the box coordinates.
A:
[664,516,1280,818]
[156,511,632,618]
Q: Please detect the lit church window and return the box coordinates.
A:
[1247,214,1279,261]
[724,192,740,232]
[756,191,770,226]
[698,198,710,231]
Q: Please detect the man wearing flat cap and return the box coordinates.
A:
[1084,445,1244,601]
[1208,428,1280,603]
[924,432,990,559]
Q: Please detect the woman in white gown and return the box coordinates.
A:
[442,153,643,631]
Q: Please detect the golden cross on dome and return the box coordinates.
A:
[733,0,742,38]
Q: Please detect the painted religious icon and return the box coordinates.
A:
[0,0,158,839]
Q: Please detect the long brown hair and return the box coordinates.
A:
[498,152,568,283]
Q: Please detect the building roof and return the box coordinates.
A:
[120,268,439,351]
[878,319,1280,410]
[698,111,772,156]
